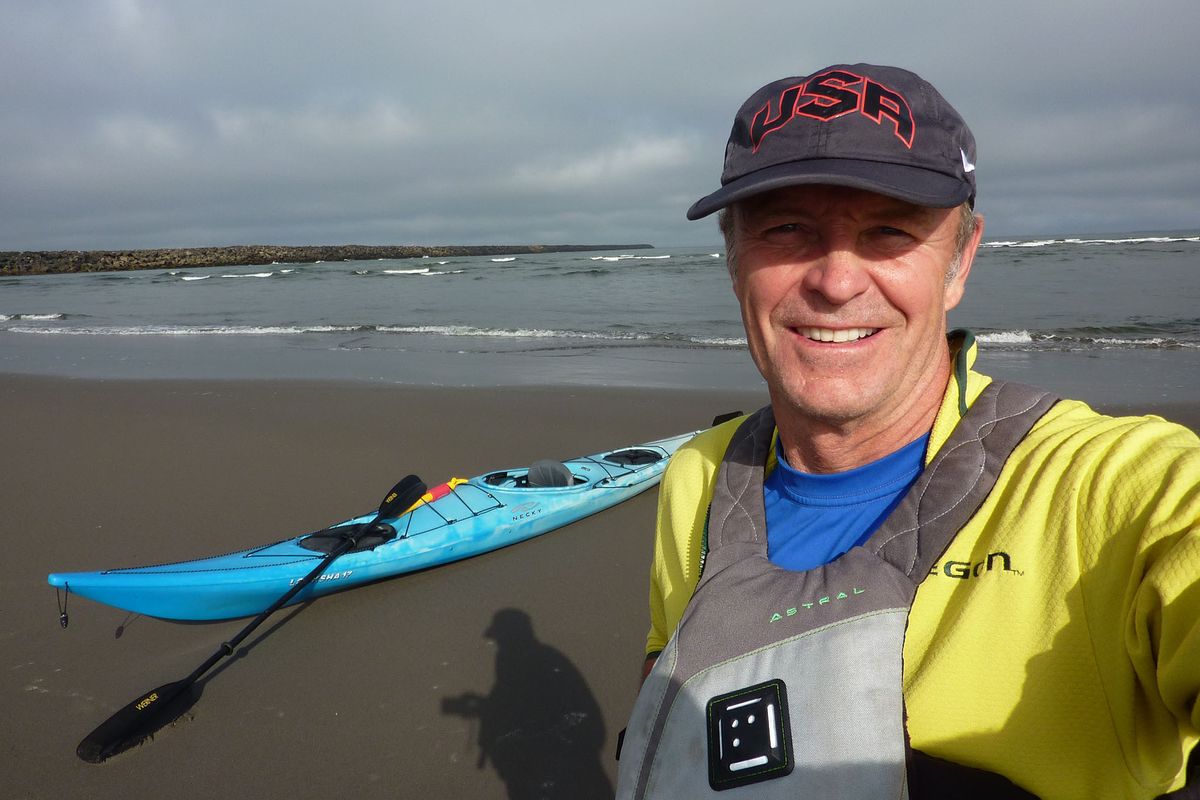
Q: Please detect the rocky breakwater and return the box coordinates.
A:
[0,243,653,275]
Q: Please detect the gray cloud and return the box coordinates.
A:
[3,0,1197,249]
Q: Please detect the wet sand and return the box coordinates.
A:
[2,375,761,799]
[2,375,1195,799]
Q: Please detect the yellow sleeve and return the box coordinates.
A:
[1104,422,1200,753]
[645,418,745,656]
[1074,409,1200,787]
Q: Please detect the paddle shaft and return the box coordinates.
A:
[76,475,428,763]
[181,531,365,686]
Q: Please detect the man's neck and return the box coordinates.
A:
[772,360,952,474]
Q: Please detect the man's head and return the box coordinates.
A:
[692,65,985,463]
[689,64,977,222]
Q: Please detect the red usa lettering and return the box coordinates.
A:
[750,69,915,151]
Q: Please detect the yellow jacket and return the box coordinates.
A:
[645,335,1200,798]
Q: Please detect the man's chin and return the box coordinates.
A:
[768,380,879,425]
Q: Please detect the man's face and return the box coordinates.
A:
[730,184,981,430]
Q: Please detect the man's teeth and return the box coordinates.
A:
[798,327,878,343]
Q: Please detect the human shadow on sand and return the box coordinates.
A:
[442,608,612,800]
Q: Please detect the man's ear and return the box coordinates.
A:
[945,214,984,311]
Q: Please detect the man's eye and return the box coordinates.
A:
[760,223,811,242]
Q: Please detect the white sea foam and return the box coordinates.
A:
[15,313,64,321]
[1070,236,1200,245]
[376,324,582,339]
[972,330,1198,350]
[220,272,274,278]
[1092,337,1167,347]
[491,257,517,262]
[982,234,1199,249]
[1086,336,1198,349]
[693,335,748,347]
[976,330,1035,344]
[376,324,677,342]
[985,240,1061,249]
[181,275,210,281]
[593,254,672,262]
[374,267,463,276]
[373,324,740,347]
[7,324,357,337]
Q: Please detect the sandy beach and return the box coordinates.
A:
[3,375,1196,799]
[3,375,762,799]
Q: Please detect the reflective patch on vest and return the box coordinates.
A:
[707,679,792,791]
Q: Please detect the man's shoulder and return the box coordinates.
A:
[657,412,762,504]
[1034,397,1199,446]
[1015,395,1200,480]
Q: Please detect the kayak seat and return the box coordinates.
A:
[526,459,576,487]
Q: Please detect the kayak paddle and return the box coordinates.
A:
[76,474,428,763]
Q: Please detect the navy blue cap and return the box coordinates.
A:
[688,64,976,220]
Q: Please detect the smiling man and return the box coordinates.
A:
[615,65,1199,799]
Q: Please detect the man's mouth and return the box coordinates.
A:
[795,327,879,343]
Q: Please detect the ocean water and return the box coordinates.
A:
[1,235,1197,405]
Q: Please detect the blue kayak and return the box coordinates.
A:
[48,430,697,621]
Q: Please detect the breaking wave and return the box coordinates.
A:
[982,235,1199,249]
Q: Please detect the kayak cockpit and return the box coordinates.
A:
[481,447,667,489]
[298,521,398,554]
[602,447,666,466]
[484,459,585,488]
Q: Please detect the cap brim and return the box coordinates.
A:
[686,159,972,220]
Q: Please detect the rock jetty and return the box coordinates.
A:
[0,243,654,276]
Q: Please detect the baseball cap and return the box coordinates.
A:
[687,64,976,220]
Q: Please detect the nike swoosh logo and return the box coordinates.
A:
[961,148,976,173]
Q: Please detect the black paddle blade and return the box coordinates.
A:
[378,474,427,519]
[77,679,201,763]
[711,410,744,427]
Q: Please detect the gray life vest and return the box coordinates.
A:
[616,380,1058,798]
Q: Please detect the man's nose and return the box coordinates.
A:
[800,244,871,305]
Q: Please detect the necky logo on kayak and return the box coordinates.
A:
[751,69,915,152]
[289,569,353,587]
[510,501,543,522]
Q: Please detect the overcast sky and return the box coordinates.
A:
[3,0,1198,250]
